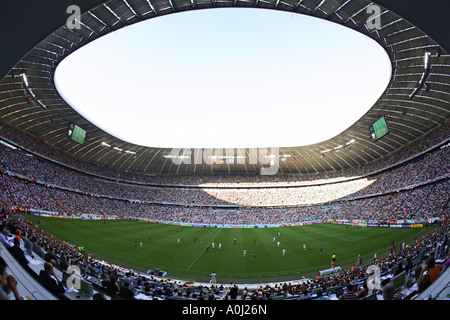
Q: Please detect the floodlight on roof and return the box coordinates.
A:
[22,73,28,86]
[19,72,46,109]
[409,52,432,100]
[424,51,431,69]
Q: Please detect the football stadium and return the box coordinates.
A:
[0,0,449,306]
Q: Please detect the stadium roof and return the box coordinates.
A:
[0,0,449,175]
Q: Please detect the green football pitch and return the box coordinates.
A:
[24,214,434,283]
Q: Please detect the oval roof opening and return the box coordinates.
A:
[55,8,392,149]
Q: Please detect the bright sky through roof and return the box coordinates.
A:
[54,8,392,149]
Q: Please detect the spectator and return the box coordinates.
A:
[31,239,46,259]
[93,292,107,300]
[0,256,22,300]
[123,272,135,285]
[339,284,358,300]
[8,237,34,275]
[44,246,60,270]
[404,257,413,274]
[102,276,119,296]
[394,261,404,276]
[229,284,238,300]
[0,224,12,248]
[119,281,135,300]
[38,262,66,297]
[357,282,368,299]
[59,255,69,272]
[417,256,441,292]
[143,284,152,294]
[382,283,395,300]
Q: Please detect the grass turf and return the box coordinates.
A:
[24,214,434,283]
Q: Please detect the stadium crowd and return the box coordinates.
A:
[0,122,448,224]
[0,170,447,225]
